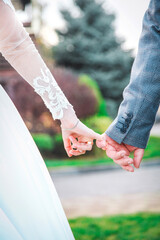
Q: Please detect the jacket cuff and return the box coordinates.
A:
[106,129,147,149]
[105,108,153,149]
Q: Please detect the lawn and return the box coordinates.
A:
[45,136,160,168]
[69,213,160,240]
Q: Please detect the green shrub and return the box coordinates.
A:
[98,99,108,117]
[32,133,54,152]
[79,74,108,116]
[52,134,67,157]
[82,115,112,134]
[79,74,103,106]
[53,68,98,119]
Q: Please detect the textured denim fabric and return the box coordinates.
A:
[106,0,160,149]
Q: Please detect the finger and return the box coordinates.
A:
[96,133,106,149]
[69,150,86,156]
[69,136,78,146]
[69,136,93,151]
[83,128,101,140]
[96,139,107,149]
[76,122,101,140]
[106,145,128,160]
[133,148,144,168]
[113,157,133,166]
[63,137,72,157]
[72,143,92,151]
[121,165,134,172]
[78,136,93,145]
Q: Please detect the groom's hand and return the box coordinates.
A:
[96,133,144,172]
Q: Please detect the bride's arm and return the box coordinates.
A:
[0,1,74,122]
[0,1,100,156]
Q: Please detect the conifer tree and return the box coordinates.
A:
[53,0,134,117]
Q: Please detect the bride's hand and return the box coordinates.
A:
[60,108,100,157]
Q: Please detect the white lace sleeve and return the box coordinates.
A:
[0,0,73,120]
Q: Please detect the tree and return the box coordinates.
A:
[53,0,134,117]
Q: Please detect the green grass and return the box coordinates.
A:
[69,213,160,240]
[44,136,160,169]
[45,158,112,168]
[143,136,160,159]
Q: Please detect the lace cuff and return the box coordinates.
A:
[33,68,72,119]
[0,0,72,120]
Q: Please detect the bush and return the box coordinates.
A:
[82,115,112,134]
[2,77,60,135]
[32,133,69,158]
[52,67,98,118]
[32,133,54,156]
[52,134,67,157]
[79,74,108,116]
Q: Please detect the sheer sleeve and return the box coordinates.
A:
[0,0,73,120]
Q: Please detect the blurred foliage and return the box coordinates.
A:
[82,115,112,134]
[52,67,98,119]
[52,134,67,157]
[45,158,111,168]
[143,136,160,159]
[32,133,54,156]
[2,78,59,135]
[32,133,67,158]
[32,133,54,151]
[79,74,108,116]
[53,0,134,117]
[69,213,160,240]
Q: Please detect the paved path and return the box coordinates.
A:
[151,123,160,136]
[49,164,160,218]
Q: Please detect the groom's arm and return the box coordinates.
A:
[106,0,160,149]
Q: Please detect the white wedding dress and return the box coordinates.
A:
[0,1,75,239]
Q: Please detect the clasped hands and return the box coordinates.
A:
[61,115,144,172]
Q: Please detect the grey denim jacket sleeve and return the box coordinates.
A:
[106,0,160,149]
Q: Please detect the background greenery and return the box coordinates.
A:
[69,213,160,240]
[53,0,134,117]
